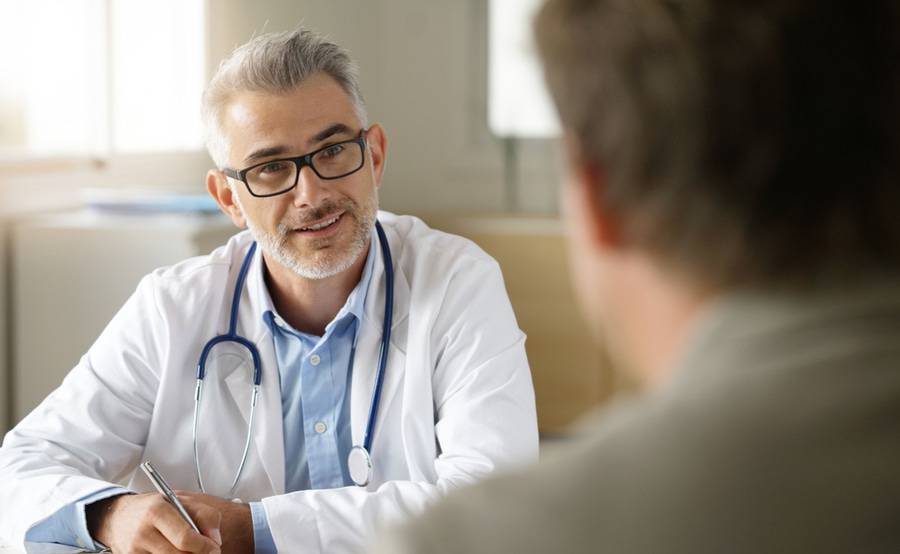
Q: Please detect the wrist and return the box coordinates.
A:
[86,493,129,545]
[232,502,255,553]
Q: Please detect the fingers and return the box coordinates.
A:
[152,500,221,554]
[175,493,222,543]
[96,492,221,554]
[191,502,224,547]
[138,527,199,554]
[176,493,254,553]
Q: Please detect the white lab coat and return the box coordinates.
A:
[0,212,538,553]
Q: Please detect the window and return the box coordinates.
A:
[488,0,559,138]
[0,0,205,159]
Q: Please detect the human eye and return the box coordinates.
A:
[319,143,346,159]
[258,160,290,174]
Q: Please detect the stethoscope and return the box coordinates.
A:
[192,220,394,496]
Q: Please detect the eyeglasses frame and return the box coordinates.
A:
[222,129,369,198]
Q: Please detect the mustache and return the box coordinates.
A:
[278,199,357,231]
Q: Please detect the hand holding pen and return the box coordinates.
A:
[85,462,223,553]
[141,461,202,532]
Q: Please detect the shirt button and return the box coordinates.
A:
[314,421,327,434]
[310,354,321,366]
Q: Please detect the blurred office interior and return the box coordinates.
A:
[0,0,619,438]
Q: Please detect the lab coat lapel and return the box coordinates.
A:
[220,238,265,429]
[222,241,285,495]
[350,318,381,447]
[224,363,253,424]
[350,222,410,448]
[249,329,285,494]
[219,333,283,496]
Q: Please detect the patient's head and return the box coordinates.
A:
[534,0,900,382]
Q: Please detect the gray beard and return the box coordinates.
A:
[238,191,378,280]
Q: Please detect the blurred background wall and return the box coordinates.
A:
[0,0,616,438]
[0,0,562,213]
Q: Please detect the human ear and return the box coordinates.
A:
[364,124,388,189]
[206,170,247,229]
[564,134,620,252]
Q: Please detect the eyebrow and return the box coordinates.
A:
[242,123,355,165]
[310,123,354,145]
[243,145,289,165]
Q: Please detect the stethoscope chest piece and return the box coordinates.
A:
[194,221,393,494]
[348,445,373,487]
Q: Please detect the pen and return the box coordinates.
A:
[140,461,201,533]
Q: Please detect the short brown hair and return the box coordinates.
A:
[535,0,900,290]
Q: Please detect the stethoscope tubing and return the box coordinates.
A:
[192,221,393,494]
[196,241,263,384]
[363,221,393,453]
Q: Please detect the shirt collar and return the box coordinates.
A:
[344,228,377,322]
[256,227,378,336]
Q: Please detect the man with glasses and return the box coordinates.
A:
[0,28,538,554]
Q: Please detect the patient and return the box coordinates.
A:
[376,0,900,552]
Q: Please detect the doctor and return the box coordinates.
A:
[0,27,538,553]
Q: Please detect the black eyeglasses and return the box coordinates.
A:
[223,130,368,198]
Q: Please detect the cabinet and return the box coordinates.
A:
[8,211,235,427]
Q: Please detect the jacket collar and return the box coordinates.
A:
[669,285,900,389]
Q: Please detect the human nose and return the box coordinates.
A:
[290,164,330,208]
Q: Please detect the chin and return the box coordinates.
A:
[286,244,362,280]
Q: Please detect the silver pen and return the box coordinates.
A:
[140,461,201,533]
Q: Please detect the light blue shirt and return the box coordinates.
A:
[24,486,128,551]
[250,239,375,552]
[27,237,376,553]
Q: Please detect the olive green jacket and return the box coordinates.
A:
[377,288,900,554]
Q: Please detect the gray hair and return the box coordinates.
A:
[202,27,368,169]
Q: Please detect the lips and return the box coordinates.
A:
[296,211,344,232]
